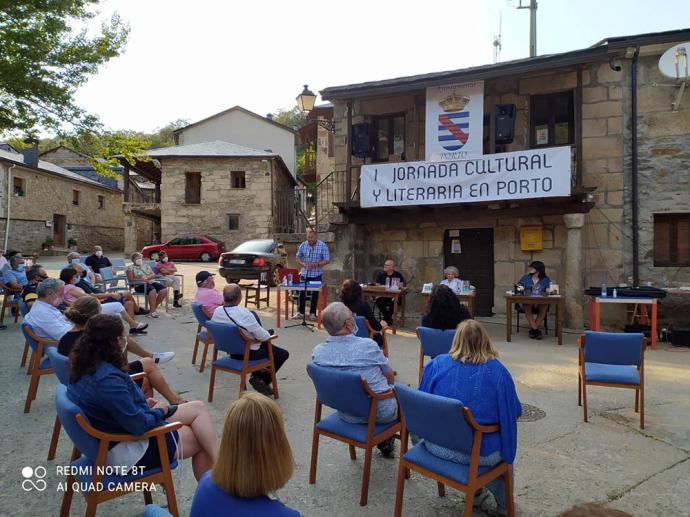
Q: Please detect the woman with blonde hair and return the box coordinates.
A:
[419,320,521,517]
[190,392,299,516]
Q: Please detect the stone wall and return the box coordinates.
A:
[160,156,275,252]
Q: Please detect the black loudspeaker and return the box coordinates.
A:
[671,327,690,347]
[495,104,516,144]
[351,123,372,157]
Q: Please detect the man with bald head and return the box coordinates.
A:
[210,283,289,397]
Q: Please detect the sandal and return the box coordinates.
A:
[473,488,492,508]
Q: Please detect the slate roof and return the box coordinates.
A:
[145,140,278,158]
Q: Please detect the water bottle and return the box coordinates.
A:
[612,288,617,298]
[288,273,293,284]
[385,277,391,289]
[601,283,607,297]
[281,276,287,286]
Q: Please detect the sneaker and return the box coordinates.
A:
[377,437,396,458]
[148,311,159,318]
[528,328,537,339]
[153,351,175,364]
[308,313,317,322]
[135,308,150,315]
[292,312,304,320]
[249,376,274,396]
[129,326,148,335]
[535,329,543,340]
[473,488,492,509]
[173,300,182,308]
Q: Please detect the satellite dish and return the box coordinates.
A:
[658,42,689,81]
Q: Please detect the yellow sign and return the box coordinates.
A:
[520,226,543,251]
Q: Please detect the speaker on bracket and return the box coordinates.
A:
[495,104,516,144]
[351,122,373,157]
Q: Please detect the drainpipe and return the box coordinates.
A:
[631,47,640,286]
[4,164,15,254]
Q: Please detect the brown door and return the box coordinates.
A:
[53,214,66,246]
[444,228,494,316]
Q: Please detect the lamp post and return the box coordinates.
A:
[296,84,335,133]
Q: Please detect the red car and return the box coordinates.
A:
[142,235,225,262]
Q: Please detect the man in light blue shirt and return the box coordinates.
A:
[311,302,397,457]
[295,230,329,321]
[1,253,27,289]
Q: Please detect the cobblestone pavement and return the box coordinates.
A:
[0,256,688,516]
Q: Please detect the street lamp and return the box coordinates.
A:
[296,84,336,134]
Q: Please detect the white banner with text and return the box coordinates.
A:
[360,146,572,208]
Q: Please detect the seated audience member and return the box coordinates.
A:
[67,251,101,287]
[0,251,8,272]
[211,284,288,397]
[374,258,405,325]
[339,278,387,349]
[60,267,148,334]
[25,278,174,363]
[84,245,112,274]
[311,302,397,457]
[421,284,472,329]
[67,314,218,479]
[194,271,223,318]
[59,297,185,403]
[517,260,552,340]
[21,265,48,308]
[156,251,183,308]
[419,320,521,516]
[190,392,298,517]
[440,266,463,293]
[126,252,168,318]
[2,252,28,289]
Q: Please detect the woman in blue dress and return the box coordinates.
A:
[517,260,551,340]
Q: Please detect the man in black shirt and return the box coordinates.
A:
[374,258,405,325]
[21,264,48,308]
[84,245,112,274]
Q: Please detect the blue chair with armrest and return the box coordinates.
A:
[416,327,456,383]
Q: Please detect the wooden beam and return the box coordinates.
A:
[123,164,130,202]
[345,101,353,203]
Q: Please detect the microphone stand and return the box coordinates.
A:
[285,274,315,331]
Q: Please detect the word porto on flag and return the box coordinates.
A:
[360,147,572,208]
[425,81,484,162]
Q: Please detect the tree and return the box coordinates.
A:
[0,0,129,134]
[272,107,308,130]
[148,118,189,148]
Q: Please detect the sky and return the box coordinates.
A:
[73,0,690,133]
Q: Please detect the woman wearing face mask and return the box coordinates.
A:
[59,267,148,334]
[66,252,99,287]
[517,261,551,340]
[66,314,218,479]
[126,252,168,318]
[155,251,183,308]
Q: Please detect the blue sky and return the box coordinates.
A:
[73,0,690,133]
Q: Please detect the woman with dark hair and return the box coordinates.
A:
[517,261,552,340]
[339,278,387,349]
[67,315,218,479]
[421,284,472,330]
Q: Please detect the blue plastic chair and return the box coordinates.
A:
[21,322,56,413]
[111,257,126,272]
[205,320,279,402]
[55,384,182,516]
[306,363,400,506]
[354,314,390,357]
[46,347,70,460]
[578,331,645,428]
[191,302,214,372]
[144,504,173,517]
[393,384,515,517]
[18,298,31,368]
[416,327,456,383]
[99,266,129,292]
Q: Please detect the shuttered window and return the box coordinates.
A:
[654,213,690,266]
[185,172,201,204]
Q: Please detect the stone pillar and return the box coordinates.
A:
[124,214,137,255]
[563,213,585,329]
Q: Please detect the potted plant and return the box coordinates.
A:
[41,237,54,251]
[68,237,78,250]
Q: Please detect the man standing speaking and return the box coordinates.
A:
[294,230,330,321]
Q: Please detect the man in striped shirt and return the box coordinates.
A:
[295,230,330,321]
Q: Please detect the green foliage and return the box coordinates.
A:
[296,147,306,176]
[272,107,308,130]
[0,0,129,133]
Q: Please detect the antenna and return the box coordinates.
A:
[657,42,689,111]
[516,0,537,57]
[493,12,503,63]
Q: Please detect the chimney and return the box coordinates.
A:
[266,113,273,121]
[22,137,39,168]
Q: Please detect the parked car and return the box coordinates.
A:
[142,235,225,262]
[218,239,288,286]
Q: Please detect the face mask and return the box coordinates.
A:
[161,257,168,263]
[351,319,359,336]
[72,277,79,285]
[70,258,80,265]
[95,251,103,257]
[135,259,143,266]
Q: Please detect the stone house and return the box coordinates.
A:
[0,144,124,253]
[121,141,297,254]
[173,105,297,177]
[317,28,690,328]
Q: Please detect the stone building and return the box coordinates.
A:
[317,28,690,328]
[121,141,297,254]
[0,144,124,253]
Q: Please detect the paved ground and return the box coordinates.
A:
[1,257,689,516]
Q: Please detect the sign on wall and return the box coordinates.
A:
[425,81,484,162]
[360,146,572,208]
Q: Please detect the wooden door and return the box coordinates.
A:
[444,228,495,316]
[53,214,66,246]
